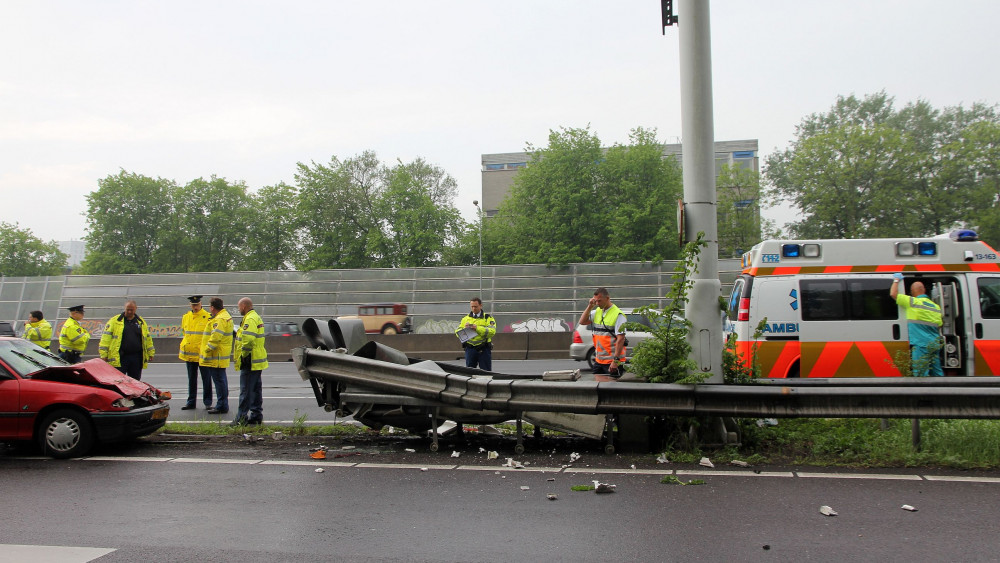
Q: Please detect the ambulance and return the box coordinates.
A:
[724,230,1000,377]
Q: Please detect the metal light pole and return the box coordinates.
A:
[472,200,483,296]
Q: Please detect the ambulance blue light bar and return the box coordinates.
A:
[896,242,938,257]
[781,243,821,258]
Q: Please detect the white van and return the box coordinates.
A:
[725,231,1000,378]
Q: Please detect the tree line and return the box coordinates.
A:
[0,92,996,277]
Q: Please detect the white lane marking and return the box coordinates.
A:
[676,469,795,477]
[796,472,923,481]
[0,544,115,562]
[356,463,457,470]
[923,475,1000,483]
[168,457,263,464]
[8,456,1000,484]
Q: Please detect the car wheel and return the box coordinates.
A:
[39,409,94,459]
[381,325,398,335]
[586,348,596,370]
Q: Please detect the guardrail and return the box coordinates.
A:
[293,346,1000,420]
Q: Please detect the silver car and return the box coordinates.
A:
[569,308,655,369]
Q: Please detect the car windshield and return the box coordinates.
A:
[0,339,69,377]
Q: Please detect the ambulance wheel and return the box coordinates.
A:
[586,348,596,370]
[604,444,615,455]
[429,442,439,452]
[787,362,800,378]
[514,444,525,455]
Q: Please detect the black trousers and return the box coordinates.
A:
[117,354,144,380]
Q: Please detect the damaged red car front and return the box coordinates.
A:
[0,337,170,458]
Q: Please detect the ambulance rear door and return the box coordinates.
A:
[796,275,905,378]
[969,274,1000,375]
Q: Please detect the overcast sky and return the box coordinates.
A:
[2,0,998,243]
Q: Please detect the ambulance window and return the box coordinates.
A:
[801,280,846,321]
[727,280,745,320]
[846,279,898,320]
[979,278,1000,319]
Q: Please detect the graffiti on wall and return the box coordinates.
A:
[415,317,572,334]
[59,320,184,339]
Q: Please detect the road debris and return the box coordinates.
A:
[315,468,324,473]
[699,457,714,468]
[309,449,327,460]
[243,433,257,443]
[569,452,581,463]
[404,448,416,453]
[819,505,838,517]
[271,431,285,441]
[730,460,750,467]
[420,467,428,472]
[547,494,558,501]
[341,445,355,450]
[901,505,918,512]
[520,486,530,491]
[487,451,499,460]
[451,451,461,458]
[503,458,525,469]
[656,454,670,464]
[592,480,616,494]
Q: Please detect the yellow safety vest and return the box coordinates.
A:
[591,305,625,365]
[199,309,234,368]
[99,314,156,368]
[24,320,53,350]
[59,318,90,354]
[179,309,211,362]
[235,309,269,371]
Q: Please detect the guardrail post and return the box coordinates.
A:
[911,419,921,451]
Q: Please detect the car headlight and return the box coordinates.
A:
[112,398,135,409]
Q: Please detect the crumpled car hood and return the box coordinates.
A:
[31,358,160,399]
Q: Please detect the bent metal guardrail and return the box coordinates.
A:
[292,346,1000,420]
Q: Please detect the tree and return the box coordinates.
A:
[175,176,252,272]
[0,222,68,276]
[295,152,465,270]
[380,158,463,267]
[766,92,1000,239]
[240,182,300,271]
[80,171,175,274]
[295,151,386,270]
[488,126,682,265]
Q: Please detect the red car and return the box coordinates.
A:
[0,337,170,458]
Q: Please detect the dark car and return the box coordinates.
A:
[264,322,301,337]
[0,337,170,458]
[0,322,15,337]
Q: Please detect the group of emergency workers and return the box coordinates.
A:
[454,287,628,378]
[21,295,270,425]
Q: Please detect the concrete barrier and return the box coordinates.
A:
[65,333,574,364]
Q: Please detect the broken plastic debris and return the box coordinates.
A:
[271,431,284,441]
[309,450,327,460]
[592,480,617,494]
[547,478,556,482]
[502,458,524,469]
[547,494,558,500]
[901,505,918,512]
[699,457,714,468]
[243,433,256,443]
[656,454,670,464]
[819,505,838,516]
[630,464,636,470]
[451,451,460,458]
[730,460,750,467]
[404,448,416,453]
[420,468,428,472]
[341,445,355,450]
[569,452,581,463]
[520,486,530,491]
[479,447,486,453]
[314,468,324,473]
[487,451,499,460]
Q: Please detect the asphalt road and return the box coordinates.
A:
[2,444,999,562]
[140,359,584,425]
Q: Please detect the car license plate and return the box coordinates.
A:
[152,407,169,420]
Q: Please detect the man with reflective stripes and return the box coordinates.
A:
[58,305,90,363]
[99,300,156,380]
[180,296,212,410]
[579,287,627,378]
[232,297,269,426]
[23,310,52,351]
[890,273,944,377]
[201,297,233,415]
